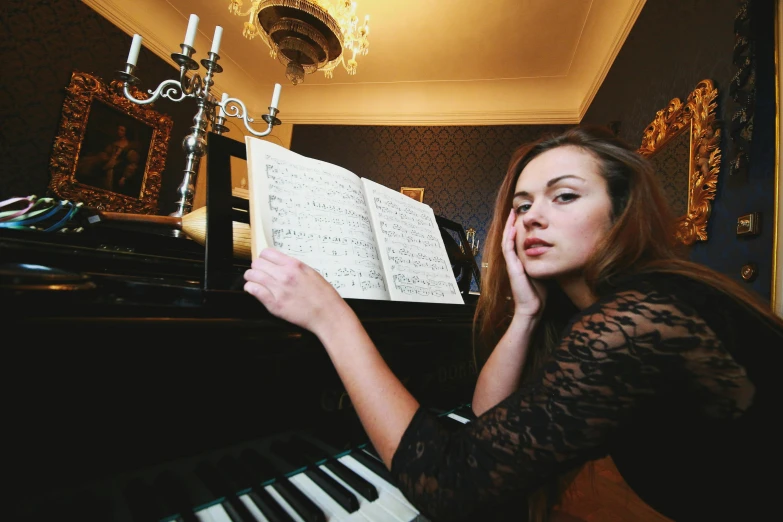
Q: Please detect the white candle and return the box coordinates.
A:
[210,26,223,55]
[270,83,282,109]
[220,92,228,117]
[184,14,199,48]
[127,34,142,66]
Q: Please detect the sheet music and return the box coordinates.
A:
[245,138,390,300]
[362,178,464,304]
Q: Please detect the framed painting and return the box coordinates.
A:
[400,187,424,203]
[48,71,173,213]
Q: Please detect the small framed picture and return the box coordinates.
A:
[400,187,424,203]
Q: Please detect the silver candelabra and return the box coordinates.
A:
[116,14,282,217]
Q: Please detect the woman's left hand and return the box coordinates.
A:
[243,248,348,334]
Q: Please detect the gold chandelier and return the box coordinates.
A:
[228,0,370,85]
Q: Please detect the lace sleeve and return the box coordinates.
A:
[389,288,753,521]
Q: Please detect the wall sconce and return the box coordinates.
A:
[464,227,480,257]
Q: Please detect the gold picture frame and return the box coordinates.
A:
[48,71,173,214]
[400,187,424,202]
[638,78,721,246]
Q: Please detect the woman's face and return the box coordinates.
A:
[512,145,614,283]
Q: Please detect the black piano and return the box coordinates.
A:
[4,134,482,522]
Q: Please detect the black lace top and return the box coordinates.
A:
[390,273,780,521]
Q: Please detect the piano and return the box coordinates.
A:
[4,134,482,522]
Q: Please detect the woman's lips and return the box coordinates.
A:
[523,238,552,256]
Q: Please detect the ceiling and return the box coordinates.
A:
[85,0,646,125]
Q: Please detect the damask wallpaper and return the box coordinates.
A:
[648,131,691,217]
[290,124,571,290]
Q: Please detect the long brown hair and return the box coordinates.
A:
[473,124,783,520]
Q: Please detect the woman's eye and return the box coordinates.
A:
[555,193,579,203]
[515,203,531,214]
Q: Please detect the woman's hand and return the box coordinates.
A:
[473,210,547,415]
[502,209,547,319]
[244,248,349,334]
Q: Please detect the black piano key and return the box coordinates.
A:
[154,470,201,522]
[124,477,169,522]
[270,441,360,513]
[194,461,256,522]
[247,489,298,522]
[352,448,396,483]
[289,435,378,501]
[322,460,379,501]
[218,455,296,522]
[241,448,326,522]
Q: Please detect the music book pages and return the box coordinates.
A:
[245,136,464,304]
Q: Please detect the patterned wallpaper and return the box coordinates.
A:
[290,124,570,290]
[648,131,691,217]
[0,0,199,216]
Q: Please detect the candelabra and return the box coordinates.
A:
[464,227,480,257]
[116,14,283,217]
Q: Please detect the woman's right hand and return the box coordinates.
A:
[502,209,547,319]
[244,247,350,335]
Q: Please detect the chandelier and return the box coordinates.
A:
[228,0,370,85]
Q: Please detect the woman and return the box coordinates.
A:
[244,126,780,521]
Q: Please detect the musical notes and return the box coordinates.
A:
[362,178,464,304]
[245,137,463,304]
[249,145,389,300]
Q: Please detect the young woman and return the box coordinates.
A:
[243,126,780,521]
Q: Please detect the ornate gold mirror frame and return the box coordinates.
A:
[638,79,721,245]
[48,71,173,213]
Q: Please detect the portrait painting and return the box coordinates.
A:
[74,101,154,199]
[400,187,424,203]
[49,71,173,214]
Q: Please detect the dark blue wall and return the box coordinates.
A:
[583,0,777,301]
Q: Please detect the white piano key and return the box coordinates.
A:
[205,503,235,522]
[446,413,470,424]
[289,473,370,522]
[263,485,308,522]
[319,464,405,522]
[239,494,270,522]
[194,503,217,522]
[336,456,419,520]
[195,510,214,522]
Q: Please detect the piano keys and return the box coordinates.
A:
[15,408,477,522]
[3,224,480,522]
[4,133,482,522]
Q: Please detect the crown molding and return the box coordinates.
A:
[280,108,581,126]
[84,0,179,72]
[83,0,232,91]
